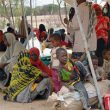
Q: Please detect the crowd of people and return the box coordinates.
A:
[0,0,110,110]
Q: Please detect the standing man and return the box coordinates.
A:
[68,0,97,52]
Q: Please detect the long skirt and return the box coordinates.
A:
[16,78,51,103]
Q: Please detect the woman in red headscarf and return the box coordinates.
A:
[93,4,110,65]
[4,47,52,102]
[29,47,52,77]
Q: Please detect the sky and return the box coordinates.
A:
[24,0,106,7]
[35,0,58,6]
[25,0,59,7]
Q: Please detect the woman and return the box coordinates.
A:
[4,47,52,103]
[93,4,109,65]
[0,33,26,86]
[36,24,47,42]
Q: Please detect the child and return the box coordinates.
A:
[103,49,110,78]
[91,55,103,81]
[50,33,67,69]
[56,48,91,110]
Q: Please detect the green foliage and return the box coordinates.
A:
[0,2,66,16]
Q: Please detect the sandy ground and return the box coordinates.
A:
[0,80,109,110]
[0,92,100,110]
[0,92,51,110]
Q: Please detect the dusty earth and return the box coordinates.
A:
[0,92,51,110]
[0,80,109,110]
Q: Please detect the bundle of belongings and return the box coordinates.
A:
[48,83,98,110]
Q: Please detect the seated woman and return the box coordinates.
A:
[4,47,52,103]
[0,33,26,86]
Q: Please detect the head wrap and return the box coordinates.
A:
[29,47,40,66]
[5,33,17,58]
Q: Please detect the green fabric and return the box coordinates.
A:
[5,56,42,101]
[40,56,51,66]
[60,68,72,82]
[59,60,80,84]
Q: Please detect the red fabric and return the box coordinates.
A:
[35,30,40,40]
[41,31,46,37]
[29,47,52,77]
[61,41,68,46]
[52,68,62,93]
[0,31,3,43]
[93,4,102,15]
[34,29,47,41]
[93,4,101,10]
[36,60,52,77]
[93,3,110,45]
[95,15,109,45]
[104,94,110,110]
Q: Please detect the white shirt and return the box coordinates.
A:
[69,2,97,52]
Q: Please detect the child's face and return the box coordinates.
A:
[92,59,98,70]
[51,39,60,47]
[57,50,68,65]
[30,52,39,61]
[104,51,110,61]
